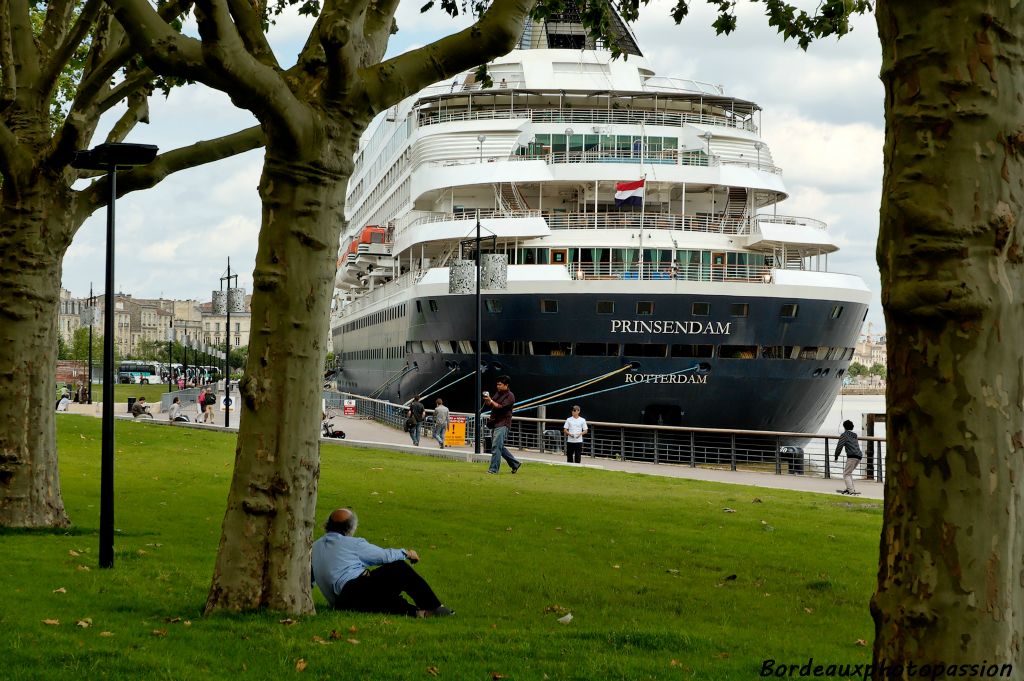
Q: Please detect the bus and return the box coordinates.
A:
[118,361,159,384]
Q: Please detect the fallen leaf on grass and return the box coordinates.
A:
[76,619,93,628]
[311,636,329,645]
[348,625,358,633]
[723,508,736,513]
[183,620,192,626]
[295,659,307,672]
[670,660,679,667]
[490,674,508,680]
[328,630,342,640]
[42,619,60,626]
[136,549,148,556]
[557,613,573,624]
[68,550,81,557]
[752,498,763,503]
[151,629,168,637]
[714,652,730,659]
[804,608,814,614]
[612,564,620,569]
[542,604,569,615]
[855,639,868,647]
[165,617,182,624]
[346,638,360,645]
[99,631,114,637]
[665,569,679,575]
[76,565,90,572]
[279,618,297,626]
[52,587,67,594]
[427,666,439,677]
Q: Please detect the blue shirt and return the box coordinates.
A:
[310,533,407,607]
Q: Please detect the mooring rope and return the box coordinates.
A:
[513,364,634,412]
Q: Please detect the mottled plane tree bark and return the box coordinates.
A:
[110,0,537,614]
[871,1,1024,670]
[0,0,263,528]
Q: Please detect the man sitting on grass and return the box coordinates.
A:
[311,508,452,618]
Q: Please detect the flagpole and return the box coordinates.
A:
[639,173,647,279]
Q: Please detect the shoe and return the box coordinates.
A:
[836,489,850,495]
[510,464,521,474]
[487,471,497,475]
[416,605,454,618]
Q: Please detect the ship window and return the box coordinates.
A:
[837,369,845,378]
[862,309,869,321]
[719,345,757,359]
[532,341,571,356]
[575,342,619,356]
[799,347,819,360]
[429,300,439,312]
[421,342,435,354]
[816,347,830,360]
[691,302,710,316]
[488,341,499,354]
[541,299,558,314]
[416,301,422,313]
[830,305,843,319]
[458,341,473,353]
[486,299,503,313]
[670,344,714,358]
[497,340,527,355]
[730,303,749,317]
[636,301,654,315]
[846,348,855,360]
[437,341,454,353]
[761,346,798,359]
[624,343,667,357]
[780,304,799,318]
[822,368,831,376]
[596,301,614,314]
[813,369,823,377]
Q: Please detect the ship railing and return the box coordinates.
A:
[543,211,750,234]
[567,262,775,283]
[403,209,755,236]
[416,107,756,132]
[336,270,420,319]
[324,390,887,483]
[508,148,717,167]
[752,214,828,231]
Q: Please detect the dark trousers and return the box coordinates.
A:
[336,561,441,616]
[566,441,583,464]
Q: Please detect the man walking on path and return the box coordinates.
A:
[311,508,452,617]
[482,375,522,474]
[432,398,450,448]
[834,419,864,495]
[407,395,425,445]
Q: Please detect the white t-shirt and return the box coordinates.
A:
[563,416,588,443]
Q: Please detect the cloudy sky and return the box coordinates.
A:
[61,1,885,332]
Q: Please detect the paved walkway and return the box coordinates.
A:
[62,403,884,500]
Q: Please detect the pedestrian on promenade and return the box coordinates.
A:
[407,394,425,445]
[834,419,864,495]
[197,389,206,419]
[482,375,521,474]
[562,405,588,464]
[311,508,453,617]
[432,398,450,448]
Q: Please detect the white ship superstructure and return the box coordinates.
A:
[330,7,870,430]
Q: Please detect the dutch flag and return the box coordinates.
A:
[614,179,645,207]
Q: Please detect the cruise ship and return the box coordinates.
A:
[330,5,870,430]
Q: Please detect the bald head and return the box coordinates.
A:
[324,508,358,536]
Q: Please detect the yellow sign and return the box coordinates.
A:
[445,415,466,446]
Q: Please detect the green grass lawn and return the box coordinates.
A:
[0,416,881,680]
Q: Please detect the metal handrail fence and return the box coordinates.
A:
[325,391,887,484]
[416,107,757,133]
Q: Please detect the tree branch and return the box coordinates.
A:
[39,0,106,100]
[73,124,264,223]
[226,0,279,70]
[0,0,17,106]
[0,118,29,178]
[315,0,371,102]
[191,0,309,141]
[7,0,40,87]
[95,66,155,115]
[104,89,150,143]
[105,0,208,83]
[361,0,535,112]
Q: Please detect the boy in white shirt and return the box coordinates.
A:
[562,405,588,464]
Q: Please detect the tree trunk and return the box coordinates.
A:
[205,142,347,614]
[872,1,1023,670]
[0,185,72,528]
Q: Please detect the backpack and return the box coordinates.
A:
[204,392,217,406]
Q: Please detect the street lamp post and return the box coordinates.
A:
[219,259,238,428]
[753,141,764,170]
[701,131,713,157]
[166,323,175,392]
[461,224,496,456]
[477,134,486,164]
[71,142,158,570]
[87,283,94,404]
